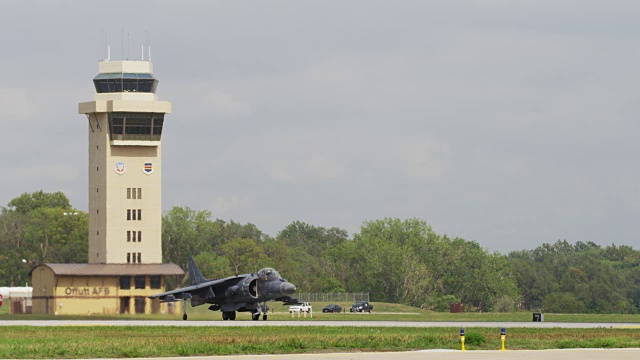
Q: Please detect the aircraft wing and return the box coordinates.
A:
[148,284,199,302]
[149,275,246,303]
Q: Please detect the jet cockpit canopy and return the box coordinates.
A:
[257,268,281,281]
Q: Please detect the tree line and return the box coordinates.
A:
[1,190,639,313]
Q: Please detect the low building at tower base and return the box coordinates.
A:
[29,263,184,315]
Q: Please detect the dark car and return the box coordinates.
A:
[322,304,342,313]
[350,301,373,313]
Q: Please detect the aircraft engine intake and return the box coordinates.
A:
[241,277,259,299]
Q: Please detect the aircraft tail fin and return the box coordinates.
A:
[188,256,207,285]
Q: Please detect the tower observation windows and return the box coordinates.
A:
[93,73,158,94]
[125,114,152,141]
[108,112,164,141]
[153,118,163,136]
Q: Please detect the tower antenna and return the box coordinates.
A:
[143,30,147,61]
[145,30,149,61]
[105,32,109,61]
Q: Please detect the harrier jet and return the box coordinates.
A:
[149,256,297,320]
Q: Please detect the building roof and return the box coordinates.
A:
[29,263,185,276]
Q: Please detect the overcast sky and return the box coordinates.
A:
[2,1,640,252]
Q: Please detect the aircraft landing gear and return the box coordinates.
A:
[182,299,188,321]
[252,303,268,321]
[222,311,236,320]
[251,311,268,321]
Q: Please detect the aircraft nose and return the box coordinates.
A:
[280,282,296,295]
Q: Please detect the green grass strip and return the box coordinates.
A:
[0,326,639,358]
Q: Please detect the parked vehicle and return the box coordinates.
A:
[288,302,312,313]
[350,301,373,313]
[322,304,342,313]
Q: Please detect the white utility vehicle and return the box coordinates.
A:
[288,302,312,313]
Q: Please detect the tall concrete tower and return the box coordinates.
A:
[79,60,171,264]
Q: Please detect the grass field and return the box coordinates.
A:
[0,325,638,358]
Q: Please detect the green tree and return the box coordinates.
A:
[348,219,437,306]
[221,220,269,243]
[0,191,87,286]
[543,292,587,313]
[261,238,297,281]
[162,206,215,270]
[7,190,71,214]
[509,240,640,313]
[220,238,268,275]
[324,240,362,293]
[278,221,348,257]
[192,251,231,279]
[508,250,558,310]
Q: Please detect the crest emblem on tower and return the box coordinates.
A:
[115,162,126,175]
[143,162,153,175]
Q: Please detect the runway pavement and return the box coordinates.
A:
[79,349,640,360]
[1,319,639,328]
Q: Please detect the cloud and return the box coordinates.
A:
[208,194,253,217]
[162,85,254,125]
[267,151,347,183]
[269,166,296,182]
[11,164,80,183]
[202,89,254,117]
[395,142,451,183]
[0,87,31,119]
[210,130,450,186]
[302,153,346,181]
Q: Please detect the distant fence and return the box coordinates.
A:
[296,293,369,303]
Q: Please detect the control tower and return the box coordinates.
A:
[79,60,171,264]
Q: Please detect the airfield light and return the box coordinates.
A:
[460,328,465,351]
[501,328,506,351]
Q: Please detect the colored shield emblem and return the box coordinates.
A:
[115,162,126,175]
[143,162,153,175]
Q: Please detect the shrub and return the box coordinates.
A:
[429,295,458,312]
[464,332,487,346]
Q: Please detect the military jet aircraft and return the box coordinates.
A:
[149,256,298,321]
